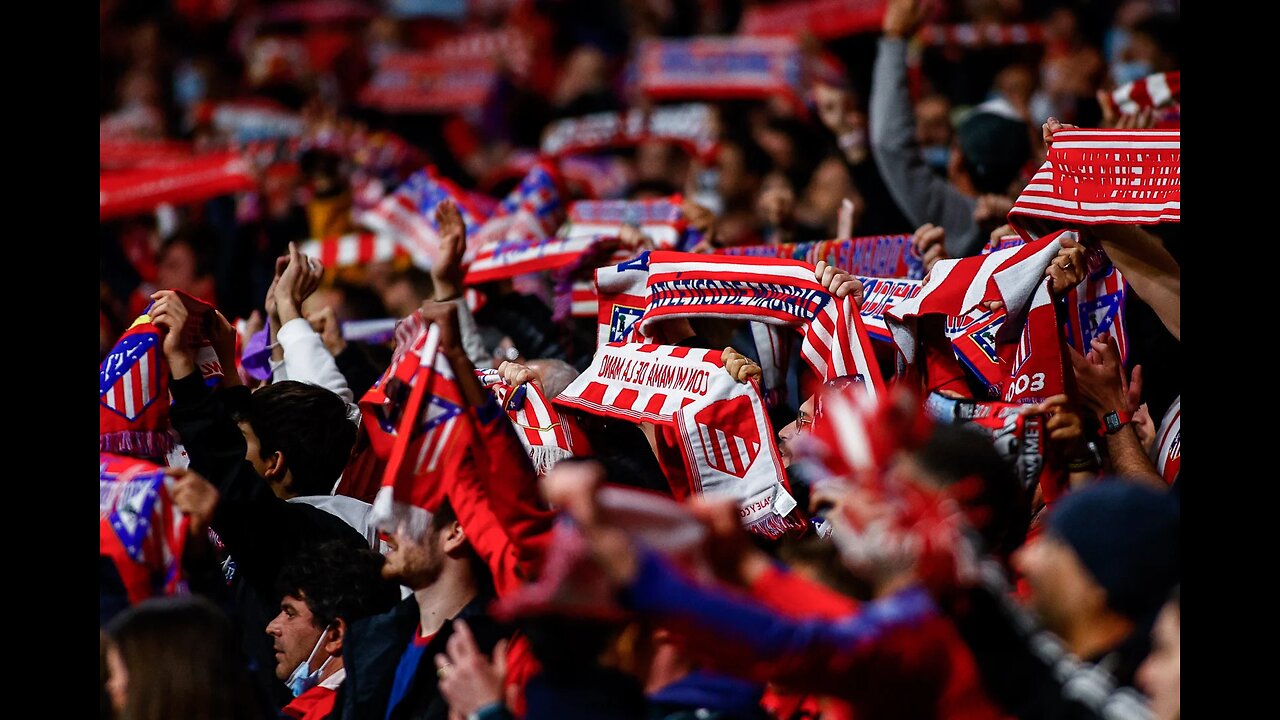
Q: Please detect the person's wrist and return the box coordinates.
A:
[1099,409,1134,436]
[467,701,507,720]
[168,351,196,380]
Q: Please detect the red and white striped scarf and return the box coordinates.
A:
[1008,129,1180,242]
[541,104,719,161]
[641,252,885,396]
[367,324,469,540]
[886,233,1073,404]
[475,370,577,475]
[636,37,807,114]
[1152,396,1180,485]
[1110,71,1180,116]
[300,232,409,269]
[566,196,690,249]
[359,166,490,270]
[555,342,803,539]
[857,277,924,343]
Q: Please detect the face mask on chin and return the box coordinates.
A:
[922,145,951,172]
[286,624,334,697]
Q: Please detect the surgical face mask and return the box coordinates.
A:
[922,144,950,172]
[286,625,334,697]
[1111,60,1153,87]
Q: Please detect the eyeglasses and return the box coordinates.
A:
[796,412,813,431]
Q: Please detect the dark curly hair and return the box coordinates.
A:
[275,540,400,630]
[239,381,357,497]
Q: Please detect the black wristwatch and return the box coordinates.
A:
[1101,409,1133,436]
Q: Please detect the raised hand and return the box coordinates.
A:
[273,242,325,324]
[433,199,467,301]
[1045,234,1087,294]
[721,347,763,383]
[912,223,948,274]
[434,619,508,719]
[305,305,347,357]
[815,259,866,307]
[167,467,221,536]
[148,290,195,379]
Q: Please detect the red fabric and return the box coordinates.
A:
[472,406,557,579]
[99,152,257,220]
[748,564,860,619]
[100,317,172,460]
[281,684,337,720]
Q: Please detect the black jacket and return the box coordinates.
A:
[169,373,371,709]
[334,593,509,720]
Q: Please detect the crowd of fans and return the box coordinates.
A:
[100,1,1181,719]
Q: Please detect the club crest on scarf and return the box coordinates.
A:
[694,395,762,479]
[100,462,166,562]
[100,330,161,422]
[609,305,645,343]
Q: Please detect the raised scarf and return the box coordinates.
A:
[541,103,719,161]
[1008,129,1180,242]
[100,453,189,605]
[555,342,804,539]
[636,37,807,114]
[476,369,578,475]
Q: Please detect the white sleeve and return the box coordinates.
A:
[273,317,355,406]
[451,297,492,369]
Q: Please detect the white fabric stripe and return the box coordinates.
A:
[648,261,814,281]
[732,433,751,472]
[139,352,152,407]
[1146,73,1171,105]
[600,383,627,408]
[1011,208,1178,223]
[960,249,1016,311]
[337,237,360,265]
[122,367,136,419]
[106,380,119,410]
[1015,195,1180,212]
[885,254,960,320]
[1049,141,1180,149]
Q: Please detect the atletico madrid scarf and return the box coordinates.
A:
[100,293,223,459]
[300,233,409,270]
[555,343,804,539]
[885,233,1073,405]
[99,152,256,220]
[541,104,719,161]
[636,37,807,114]
[615,251,886,398]
[475,369,579,475]
[360,51,500,114]
[100,453,189,605]
[362,324,469,540]
[464,162,566,282]
[1008,129,1180,242]
[359,166,489,270]
[1108,71,1180,125]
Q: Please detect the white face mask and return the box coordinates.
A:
[286,624,334,697]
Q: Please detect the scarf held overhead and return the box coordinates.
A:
[1008,129,1180,242]
[555,343,802,539]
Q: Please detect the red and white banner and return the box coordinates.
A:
[1009,129,1180,241]
[100,153,256,220]
[856,277,923,343]
[556,342,801,538]
[739,0,885,40]
[360,52,498,114]
[566,196,689,249]
[477,372,576,474]
[541,104,718,161]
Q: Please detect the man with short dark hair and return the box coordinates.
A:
[269,541,400,719]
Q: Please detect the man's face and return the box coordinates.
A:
[778,395,816,466]
[237,421,274,480]
[380,526,446,590]
[1012,535,1102,635]
[1136,602,1180,720]
[265,594,325,681]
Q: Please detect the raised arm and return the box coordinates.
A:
[870,0,982,256]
